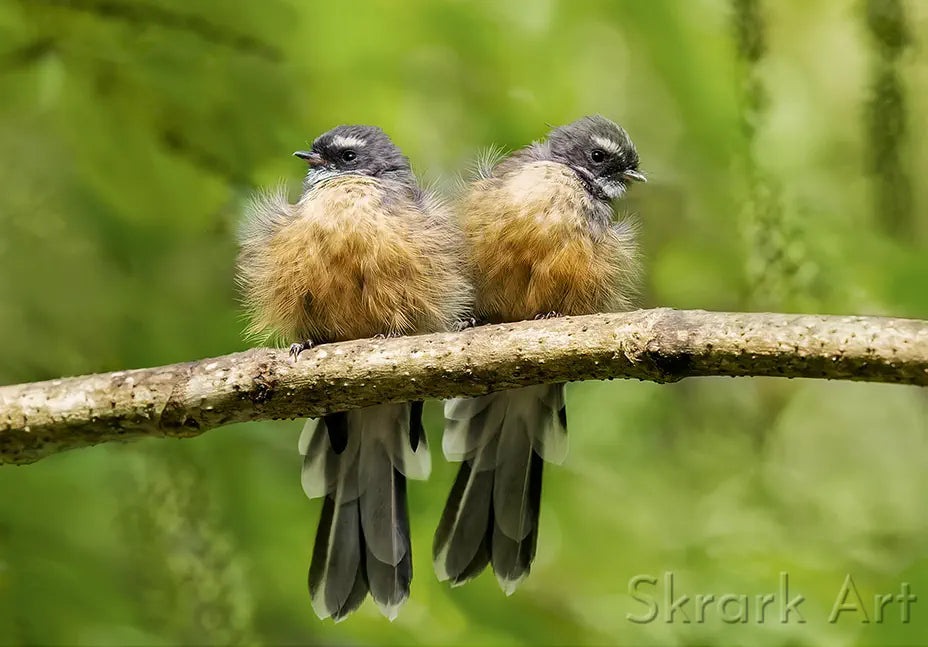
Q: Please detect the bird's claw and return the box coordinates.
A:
[373,331,404,340]
[451,317,478,332]
[289,339,314,361]
[534,311,563,320]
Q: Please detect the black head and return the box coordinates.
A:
[546,115,645,201]
[294,125,413,187]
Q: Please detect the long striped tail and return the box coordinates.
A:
[299,401,430,621]
[433,384,567,594]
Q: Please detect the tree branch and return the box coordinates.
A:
[2,308,926,466]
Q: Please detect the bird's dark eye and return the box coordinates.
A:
[341,150,357,162]
[590,149,606,164]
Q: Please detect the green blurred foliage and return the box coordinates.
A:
[1,0,927,645]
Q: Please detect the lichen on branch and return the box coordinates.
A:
[1,308,926,466]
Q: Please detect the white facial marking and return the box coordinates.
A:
[332,135,367,149]
[592,135,622,154]
[596,177,626,200]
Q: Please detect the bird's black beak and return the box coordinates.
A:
[294,150,324,167]
[622,169,647,183]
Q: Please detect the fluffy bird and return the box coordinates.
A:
[434,115,645,593]
[237,125,470,621]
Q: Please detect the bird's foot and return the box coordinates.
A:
[534,311,563,320]
[451,317,478,332]
[373,331,404,340]
[289,339,314,361]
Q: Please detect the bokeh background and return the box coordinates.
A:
[1,0,927,645]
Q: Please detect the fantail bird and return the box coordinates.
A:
[237,125,470,621]
[433,115,645,593]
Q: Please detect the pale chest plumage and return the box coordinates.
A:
[239,175,466,343]
[461,161,638,322]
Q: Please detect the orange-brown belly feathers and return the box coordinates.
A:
[460,161,638,323]
[238,175,469,343]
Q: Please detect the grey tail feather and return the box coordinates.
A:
[491,449,543,595]
[409,401,425,451]
[308,494,369,621]
[364,468,412,620]
[433,460,494,585]
[434,384,567,593]
[306,406,422,621]
[307,413,367,621]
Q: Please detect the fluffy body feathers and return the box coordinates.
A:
[460,161,638,323]
[238,176,469,344]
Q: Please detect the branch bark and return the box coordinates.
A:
[2,308,926,466]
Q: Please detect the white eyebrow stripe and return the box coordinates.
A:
[592,135,621,154]
[332,135,367,148]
